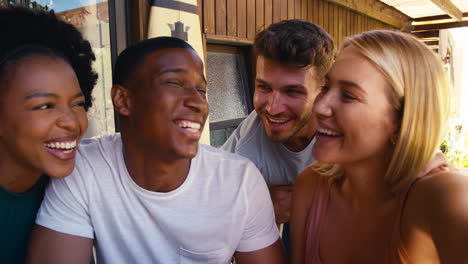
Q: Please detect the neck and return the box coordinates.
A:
[282,117,317,152]
[121,140,191,193]
[339,155,395,209]
[0,151,42,193]
[283,134,314,152]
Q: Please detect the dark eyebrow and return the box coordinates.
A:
[255,78,304,90]
[160,68,185,75]
[25,91,84,100]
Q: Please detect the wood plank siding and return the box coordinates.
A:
[202,0,396,48]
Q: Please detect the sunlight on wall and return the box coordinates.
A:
[444,27,468,168]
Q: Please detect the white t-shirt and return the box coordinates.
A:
[36,134,279,264]
[222,111,316,185]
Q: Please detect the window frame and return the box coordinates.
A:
[206,43,254,130]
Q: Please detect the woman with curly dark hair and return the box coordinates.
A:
[0,7,97,263]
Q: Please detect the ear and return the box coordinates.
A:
[111,85,131,117]
[389,123,401,145]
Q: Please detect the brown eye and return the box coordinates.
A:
[73,101,86,108]
[33,103,52,110]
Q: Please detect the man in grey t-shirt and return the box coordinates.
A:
[222,20,334,254]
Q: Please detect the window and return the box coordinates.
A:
[206,44,253,147]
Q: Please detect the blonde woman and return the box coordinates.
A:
[290,30,468,263]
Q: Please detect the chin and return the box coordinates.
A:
[176,144,199,159]
[265,132,288,143]
[46,164,75,179]
[312,149,338,164]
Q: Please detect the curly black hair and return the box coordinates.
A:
[0,7,97,110]
[254,19,334,79]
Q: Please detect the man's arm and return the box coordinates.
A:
[268,184,293,224]
[234,239,285,264]
[26,225,93,264]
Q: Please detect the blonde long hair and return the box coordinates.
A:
[314,30,451,194]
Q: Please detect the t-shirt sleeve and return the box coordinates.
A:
[220,126,240,153]
[236,163,280,252]
[35,158,94,239]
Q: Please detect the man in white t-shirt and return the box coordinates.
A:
[27,37,284,264]
[221,20,335,255]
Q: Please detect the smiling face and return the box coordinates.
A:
[124,48,208,160]
[0,55,88,179]
[254,56,321,151]
[312,46,399,166]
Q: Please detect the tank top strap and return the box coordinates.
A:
[390,176,424,263]
[304,176,332,264]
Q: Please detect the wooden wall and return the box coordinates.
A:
[202,0,395,48]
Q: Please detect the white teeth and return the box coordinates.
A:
[44,140,77,150]
[178,121,201,131]
[317,127,341,136]
[268,118,288,124]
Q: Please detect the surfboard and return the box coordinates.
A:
[148,0,210,144]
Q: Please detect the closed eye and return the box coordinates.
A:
[256,84,270,92]
[287,88,302,95]
[166,80,183,87]
[197,87,207,94]
[342,92,358,101]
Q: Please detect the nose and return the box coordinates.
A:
[184,86,209,114]
[313,90,333,119]
[56,106,80,132]
[265,91,284,116]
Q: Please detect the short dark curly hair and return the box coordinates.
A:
[254,19,334,79]
[0,7,97,110]
[113,36,194,87]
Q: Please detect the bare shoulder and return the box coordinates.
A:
[407,169,468,213]
[291,164,333,263]
[404,169,468,247]
[293,164,328,207]
[407,168,468,262]
[295,164,326,191]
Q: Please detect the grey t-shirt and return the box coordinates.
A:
[221,111,316,185]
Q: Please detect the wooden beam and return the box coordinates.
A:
[413,20,468,31]
[429,0,463,21]
[205,33,253,45]
[413,12,468,22]
[423,40,439,46]
[413,30,439,39]
[324,0,411,29]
